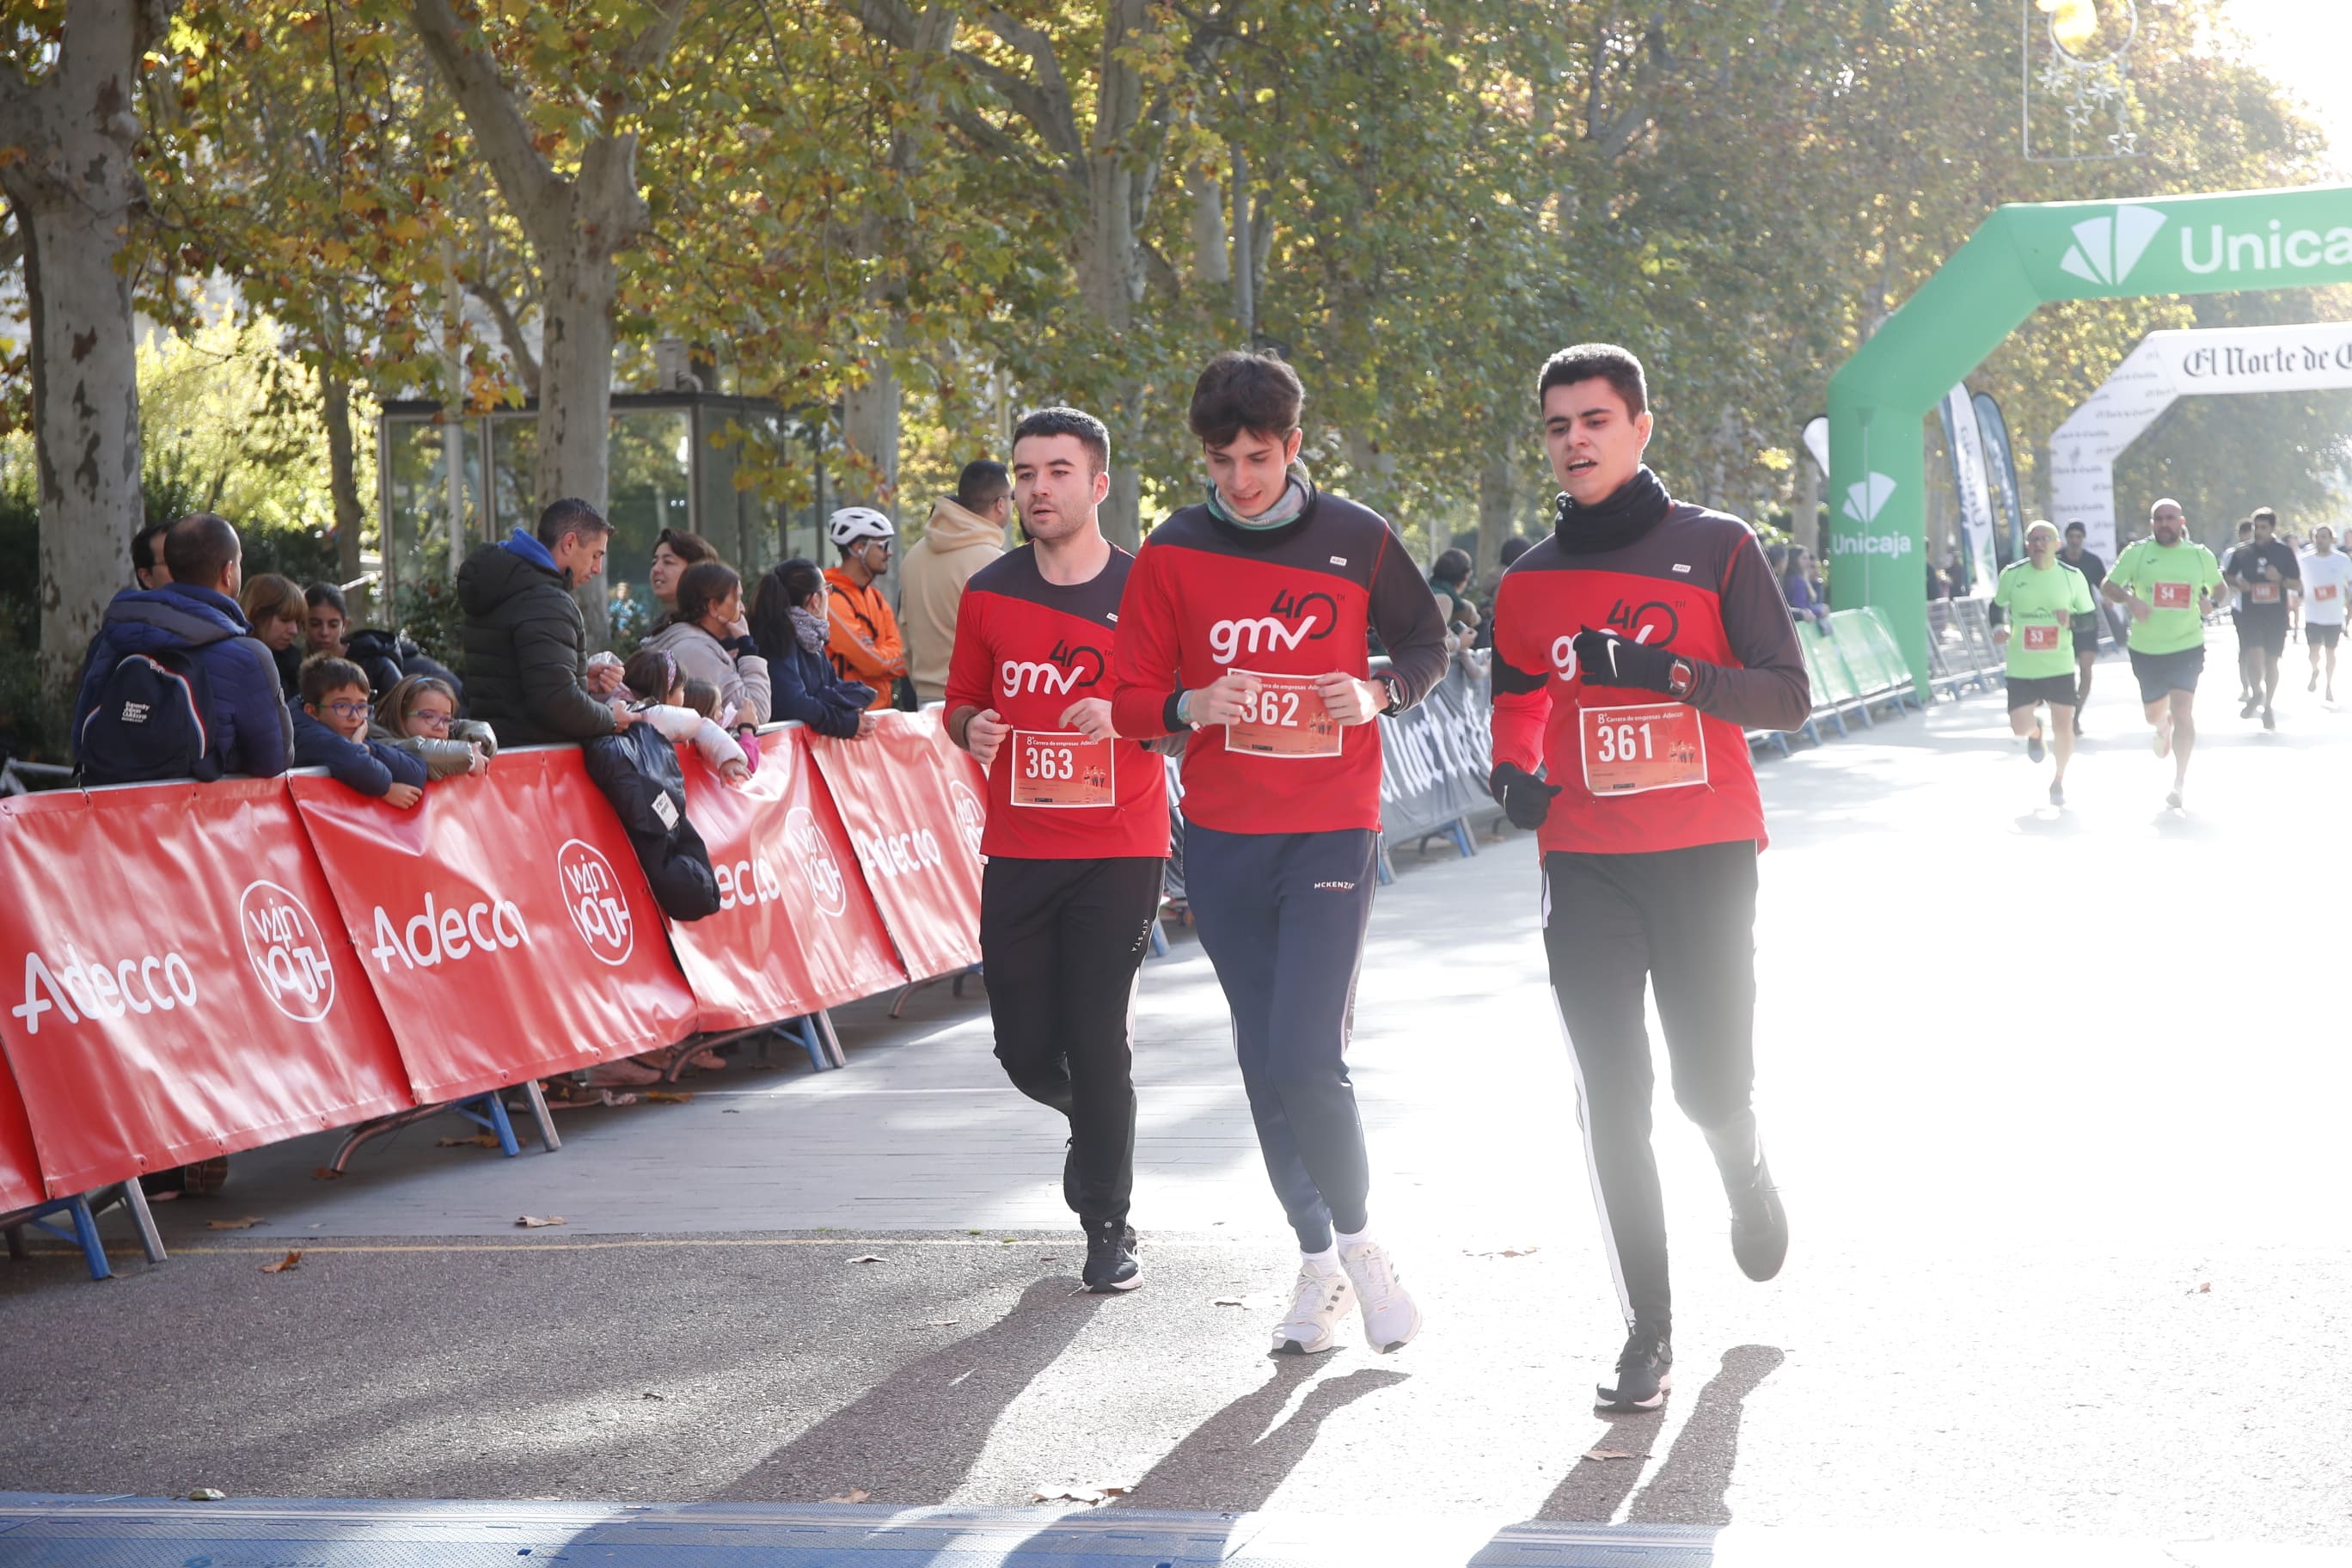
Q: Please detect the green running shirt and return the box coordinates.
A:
[1993,560,2094,678]
[2108,538,2223,656]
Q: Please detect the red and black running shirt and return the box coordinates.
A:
[1112,487,1449,835]
[1489,500,1810,856]
[943,543,1169,861]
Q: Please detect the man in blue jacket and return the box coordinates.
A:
[71,512,292,781]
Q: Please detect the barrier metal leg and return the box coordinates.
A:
[1147,918,1169,959]
[1446,818,1477,860]
[118,1180,166,1264]
[450,1093,523,1157]
[781,1017,829,1072]
[520,1078,561,1154]
[815,1009,848,1069]
[1374,836,1396,885]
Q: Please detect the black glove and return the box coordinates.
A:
[1571,628,1676,694]
[1490,763,1561,830]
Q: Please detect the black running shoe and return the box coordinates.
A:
[1725,1149,1789,1282]
[1596,1320,1672,1412]
[1082,1220,1140,1293]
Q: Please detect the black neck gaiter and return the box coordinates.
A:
[1552,467,1671,555]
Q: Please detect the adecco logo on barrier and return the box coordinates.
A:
[366,891,529,973]
[852,824,946,882]
[238,879,337,1024]
[784,807,849,917]
[556,838,634,965]
[10,941,199,1035]
[714,841,787,914]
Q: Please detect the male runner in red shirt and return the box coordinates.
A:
[946,407,1169,1293]
[1113,351,1448,1355]
[1486,344,1810,1412]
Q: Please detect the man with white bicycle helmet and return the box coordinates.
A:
[824,506,908,712]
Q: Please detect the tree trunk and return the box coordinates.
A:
[1189,164,1228,283]
[1791,451,1822,560]
[1075,0,1148,548]
[1230,144,1253,342]
[322,367,369,620]
[839,346,901,513]
[0,1,161,695]
[534,233,622,647]
[1476,451,1518,585]
[440,237,469,568]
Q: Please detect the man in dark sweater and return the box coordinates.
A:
[456,499,639,746]
[1487,343,1810,1415]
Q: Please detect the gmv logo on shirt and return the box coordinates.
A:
[1209,589,1337,663]
[999,640,1104,697]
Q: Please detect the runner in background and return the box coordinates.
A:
[1486,344,1810,1414]
[1992,523,2095,807]
[1112,350,1448,1357]
[2104,499,2225,811]
[2059,521,2112,731]
[2226,518,2256,707]
[2225,507,2298,730]
[2299,525,2349,702]
[943,407,1168,1295]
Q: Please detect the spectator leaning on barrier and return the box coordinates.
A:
[371,674,494,780]
[903,461,1010,704]
[132,518,173,591]
[456,498,636,746]
[293,654,427,808]
[824,506,909,711]
[751,558,880,739]
[640,560,770,732]
[240,572,309,697]
[619,648,751,782]
[1779,546,1830,625]
[647,527,720,627]
[71,511,294,783]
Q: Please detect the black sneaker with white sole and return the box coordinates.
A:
[1082,1219,1140,1293]
[1596,1320,1672,1412]
[1725,1149,1789,1282]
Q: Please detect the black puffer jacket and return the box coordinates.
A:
[455,530,618,746]
[346,627,464,703]
[581,726,721,922]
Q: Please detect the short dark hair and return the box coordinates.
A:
[536,497,612,548]
[623,646,681,703]
[957,460,1011,511]
[162,512,240,588]
[1537,343,1648,418]
[2252,506,2278,526]
[1188,352,1302,448]
[1012,407,1111,474]
[676,560,742,624]
[132,519,172,576]
[2063,520,2086,536]
[304,581,346,616]
[654,527,718,567]
[1498,535,1535,571]
[240,572,305,628]
[1430,548,1472,586]
[299,654,371,707]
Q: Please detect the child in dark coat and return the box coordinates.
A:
[291,655,428,806]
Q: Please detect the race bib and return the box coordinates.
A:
[2023,624,2061,652]
[2318,584,2340,602]
[2251,583,2282,604]
[1009,731,1114,808]
[2153,580,2193,610]
[1225,671,1342,758]
[1580,703,1707,797]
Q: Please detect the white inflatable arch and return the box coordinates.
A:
[2049,321,2352,559]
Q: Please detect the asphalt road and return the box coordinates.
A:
[4,661,2349,1552]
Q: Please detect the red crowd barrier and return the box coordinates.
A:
[0,722,981,1203]
[809,711,985,983]
[0,777,413,1196]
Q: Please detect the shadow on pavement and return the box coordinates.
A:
[720,1275,1103,1505]
[1119,1357,1410,1512]
[1530,1344,1783,1526]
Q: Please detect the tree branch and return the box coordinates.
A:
[405,0,564,242]
[465,273,540,400]
[974,9,1084,162]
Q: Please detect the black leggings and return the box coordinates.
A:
[978,855,1164,1229]
[1543,840,1761,1331]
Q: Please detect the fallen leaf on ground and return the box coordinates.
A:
[436,1134,501,1148]
[641,1392,665,1400]
[516,1215,567,1228]
[205,1216,266,1231]
[926,1320,959,1328]
[1210,1294,1275,1309]
[848,1253,885,1264]
[720,1109,740,1114]
[826,1490,870,1504]
[260,1250,303,1274]
[646,1090,694,1104]
[1467,1246,1540,1259]
[2190,1281,2211,1294]
[187,1488,227,1502]
[1581,1449,1649,1462]
[1031,1483,1132,1506]
[309,1167,344,1181]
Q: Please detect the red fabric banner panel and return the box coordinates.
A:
[290,748,697,1103]
[809,713,984,982]
[0,1057,47,1214]
[0,779,413,1197]
[668,732,903,1031]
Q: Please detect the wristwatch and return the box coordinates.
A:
[1667,658,1694,699]
[1369,671,1405,715]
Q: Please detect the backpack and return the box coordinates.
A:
[78,645,226,785]
[580,725,722,922]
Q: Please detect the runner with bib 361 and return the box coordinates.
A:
[945,407,1169,1295]
[1485,344,1811,1415]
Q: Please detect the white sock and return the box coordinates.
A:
[1301,1246,1341,1277]
[1335,1225,1375,1253]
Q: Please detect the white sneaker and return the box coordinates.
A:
[1271,1263,1355,1355]
[1338,1237,1423,1353]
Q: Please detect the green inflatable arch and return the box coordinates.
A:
[1826,183,2352,691]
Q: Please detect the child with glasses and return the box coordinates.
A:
[372,674,497,779]
[291,655,428,808]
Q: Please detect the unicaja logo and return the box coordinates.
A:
[1841,473,1897,524]
[2058,204,2166,285]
